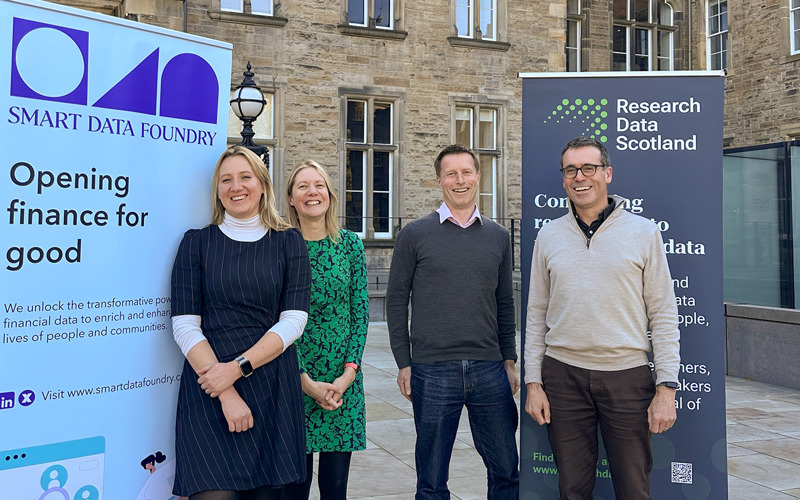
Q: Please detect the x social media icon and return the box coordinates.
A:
[19,390,35,406]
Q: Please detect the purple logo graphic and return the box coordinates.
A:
[0,391,15,410]
[10,17,219,124]
[160,53,219,124]
[19,390,35,407]
[11,18,89,105]
[94,48,159,116]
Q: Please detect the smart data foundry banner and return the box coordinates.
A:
[519,72,727,499]
[0,0,231,497]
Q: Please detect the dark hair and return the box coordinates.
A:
[140,451,167,469]
[560,136,611,167]
[434,144,480,177]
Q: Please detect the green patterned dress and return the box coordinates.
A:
[296,228,369,453]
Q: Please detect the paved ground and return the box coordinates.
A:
[306,323,800,499]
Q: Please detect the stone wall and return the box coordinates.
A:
[725,303,800,390]
[693,0,800,147]
[110,0,564,222]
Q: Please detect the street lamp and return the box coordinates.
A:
[230,62,269,168]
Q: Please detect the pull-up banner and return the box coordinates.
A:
[0,0,231,497]
[519,72,727,500]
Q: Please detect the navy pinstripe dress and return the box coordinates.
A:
[170,225,311,496]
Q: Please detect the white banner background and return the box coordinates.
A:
[0,1,231,497]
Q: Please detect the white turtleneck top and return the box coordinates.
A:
[171,213,308,357]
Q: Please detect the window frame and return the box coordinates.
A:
[449,0,509,50]
[451,98,506,219]
[613,24,631,71]
[706,0,729,70]
[219,0,272,16]
[611,0,675,71]
[347,0,394,30]
[209,0,286,26]
[220,0,244,13]
[566,0,583,72]
[456,0,498,41]
[791,0,800,55]
[341,93,403,240]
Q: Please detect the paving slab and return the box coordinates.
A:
[736,438,800,465]
[727,475,798,500]
[727,454,800,491]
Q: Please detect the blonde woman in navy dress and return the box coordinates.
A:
[170,146,314,499]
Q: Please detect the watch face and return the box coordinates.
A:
[238,357,253,377]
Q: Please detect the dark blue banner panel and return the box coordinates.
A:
[520,73,727,500]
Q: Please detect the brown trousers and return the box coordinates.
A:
[542,356,656,500]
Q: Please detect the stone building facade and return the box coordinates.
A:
[55,0,572,276]
[709,0,800,147]
[37,0,800,313]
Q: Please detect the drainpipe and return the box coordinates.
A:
[183,0,188,32]
[688,0,692,69]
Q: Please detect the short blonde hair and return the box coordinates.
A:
[211,146,290,231]
[285,160,340,242]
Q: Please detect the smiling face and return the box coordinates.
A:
[217,154,264,220]
[561,145,613,221]
[437,152,480,214]
[288,166,331,223]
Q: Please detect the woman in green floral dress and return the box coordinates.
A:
[282,160,369,500]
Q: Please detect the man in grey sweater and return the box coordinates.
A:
[525,136,680,499]
[386,144,519,500]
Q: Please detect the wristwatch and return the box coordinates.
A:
[658,381,678,389]
[235,355,254,378]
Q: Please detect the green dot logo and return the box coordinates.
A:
[542,96,611,142]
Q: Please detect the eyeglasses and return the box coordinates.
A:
[560,164,606,179]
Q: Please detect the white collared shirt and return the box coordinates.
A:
[437,202,483,228]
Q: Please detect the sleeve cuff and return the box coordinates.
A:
[270,310,309,351]
[171,314,206,357]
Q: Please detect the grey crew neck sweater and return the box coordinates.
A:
[386,212,517,368]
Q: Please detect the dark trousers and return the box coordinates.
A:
[411,360,519,500]
[542,356,655,500]
[280,452,352,500]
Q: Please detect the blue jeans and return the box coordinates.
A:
[410,360,519,500]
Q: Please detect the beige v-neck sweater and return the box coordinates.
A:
[524,195,680,386]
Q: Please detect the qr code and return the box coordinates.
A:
[671,462,693,484]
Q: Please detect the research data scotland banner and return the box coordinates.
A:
[0,0,231,497]
[519,72,727,500]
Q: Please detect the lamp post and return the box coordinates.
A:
[230,62,269,168]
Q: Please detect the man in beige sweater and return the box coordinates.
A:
[524,136,680,500]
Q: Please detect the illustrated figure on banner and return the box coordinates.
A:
[386,144,520,499]
[280,160,369,500]
[135,451,182,500]
[524,136,681,499]
[169,146,311,499]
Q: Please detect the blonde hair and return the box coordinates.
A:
[285,159,340,242]
[211,146,290,231]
